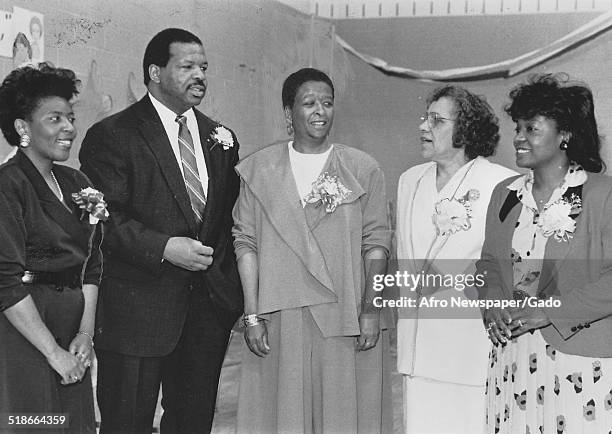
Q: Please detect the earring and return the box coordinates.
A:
[559,140,568,151]
[286,121,294,136]
[19,133,30,148]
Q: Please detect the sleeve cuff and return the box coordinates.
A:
[0,285,30,312]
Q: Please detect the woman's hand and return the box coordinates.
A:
[244,322,270,357]
[356,312,380,351]
[46,346,86,385]
[484,308,513,345]
[508,306,551,336]
[69,333,94,369]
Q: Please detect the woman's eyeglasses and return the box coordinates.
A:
[420,112,455,128]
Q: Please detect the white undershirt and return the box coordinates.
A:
[288,141,333,207]
[149,93,209,196]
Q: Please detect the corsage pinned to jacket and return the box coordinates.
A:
[210,125,235,150]
[304,172,352,213]
[72,187,110,224]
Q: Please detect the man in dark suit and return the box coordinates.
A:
[79,28,242,433]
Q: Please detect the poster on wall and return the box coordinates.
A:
[0,6,44,67]
[0,9,14,58]
[11,6,44,66]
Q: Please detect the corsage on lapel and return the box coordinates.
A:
[537,186,582,242]
[432,189,479,236]
[72,187,110,224]
[304,172,352,213]
[209,125,234,150]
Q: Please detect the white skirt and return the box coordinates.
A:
[403,375,486,433]
[486,330,612,433]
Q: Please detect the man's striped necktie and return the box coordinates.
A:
[176,115,206,224]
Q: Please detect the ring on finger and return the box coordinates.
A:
[486,321,495,332]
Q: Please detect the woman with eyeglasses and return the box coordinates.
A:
[396,85,516,433]
[477,74,612,433]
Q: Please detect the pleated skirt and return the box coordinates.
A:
[236,307,393,434]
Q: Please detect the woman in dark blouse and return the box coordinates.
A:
[0,64,105,433]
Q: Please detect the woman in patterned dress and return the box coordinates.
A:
[477,74,612,433]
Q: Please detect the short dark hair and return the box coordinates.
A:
[427,85,500,160]
[12,32,32,60]
[0,63,79,147]
[142,28,202,86]
[282,68,334,109]
[505,73,602,173]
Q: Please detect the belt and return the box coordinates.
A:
[21,267,82,290]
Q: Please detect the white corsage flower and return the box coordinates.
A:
[210,126,234,150]
[537,195,581,242]
[72,187,110,224]
[304,172,351,213]
[432,198,473,236]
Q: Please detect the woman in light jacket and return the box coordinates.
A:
[233,68,393,433]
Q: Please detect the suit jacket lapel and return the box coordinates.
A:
[498,190,522,295]
[134,97,198,234]
[15,151,87,244]
[236,143,335,293]
[303,146,366,230]
[195,112,218,241]
[538,186,583,296]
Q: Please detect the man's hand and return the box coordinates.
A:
[163,237,213,271]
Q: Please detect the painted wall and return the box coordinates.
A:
[0,0,351,166]
[1,2,611,208]
[334,12,612,201]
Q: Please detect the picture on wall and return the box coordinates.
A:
[0,6,44,67]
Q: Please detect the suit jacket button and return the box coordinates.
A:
[187,284,194,291]
[584,323,591,328]
[577,324,583,329]
[571,326,577,332]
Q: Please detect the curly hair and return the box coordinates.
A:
[427,85,500,160]
[0,63,79,147]
[282,68,334,109]
[505,73,602,173]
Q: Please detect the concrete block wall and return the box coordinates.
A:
[0,0,352,165]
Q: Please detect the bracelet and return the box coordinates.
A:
[242,314,265,328]
[77,330,94,346]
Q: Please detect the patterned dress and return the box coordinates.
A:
[485,166,612,433]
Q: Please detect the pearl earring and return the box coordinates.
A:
[19,131,30,148]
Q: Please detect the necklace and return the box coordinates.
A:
[446,159,477,201]
[50,170,64,203]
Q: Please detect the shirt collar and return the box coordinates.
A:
[507,163,587,209]
[148,92,196,125]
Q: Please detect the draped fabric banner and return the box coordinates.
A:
[336,10,612,82]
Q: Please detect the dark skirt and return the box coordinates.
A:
[0,284,95,434]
